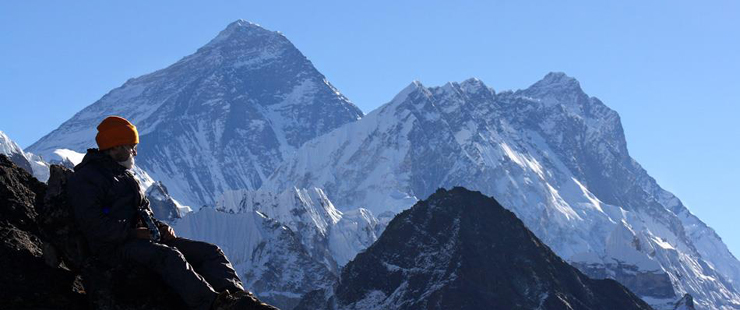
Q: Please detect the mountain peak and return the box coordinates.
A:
[203,19,283,48]
[388,80,427,105]
[524,71,583,94]
[27,19,363,209]
[226,19,261,30]
[0,131,23,155]
[459,77,494,95]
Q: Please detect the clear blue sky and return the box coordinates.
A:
[1,1,738,258]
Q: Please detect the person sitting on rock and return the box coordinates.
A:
[67,116,279,310]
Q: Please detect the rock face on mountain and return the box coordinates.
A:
[265,73,740,309]
[146,181,184,223]
[174,187,385,309]
[27,20,363,210]
[674,294,696,310]
[296,187,653,310]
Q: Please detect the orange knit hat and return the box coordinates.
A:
[95,116,139,150]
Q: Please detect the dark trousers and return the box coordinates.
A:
[116,237,244,310]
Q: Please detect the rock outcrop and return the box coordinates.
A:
[1,154,82,308]
[0,154,183,309]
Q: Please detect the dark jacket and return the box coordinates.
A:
[66,148,162,255]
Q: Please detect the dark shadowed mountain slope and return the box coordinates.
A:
[297,187,653,310]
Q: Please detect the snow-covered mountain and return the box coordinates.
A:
[175,187,384,309]
[19,16,738,309]
[296,187,653,310]
[263,73,740,309]
[215,187,383,268]
[1,130,49,182]
[27,20,363,209]
[174,207,335,310]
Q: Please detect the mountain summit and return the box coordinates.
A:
[202,20,277,48]
[27,20,363,209]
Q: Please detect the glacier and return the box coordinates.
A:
[175,187,384,309]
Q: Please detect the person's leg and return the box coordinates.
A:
[119,239,218,310]
[165,237,245,293]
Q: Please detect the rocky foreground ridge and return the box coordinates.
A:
[0,154,183,309]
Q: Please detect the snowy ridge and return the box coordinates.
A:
[0,131,50,182]
[217,187,341,236]
[264,73,740,309]
[214,187,384,268]
[27,20,363,210]
[173,207,335,310]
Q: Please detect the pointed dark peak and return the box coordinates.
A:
[426,186,492,213]
[317,186,653,310]
[421,187,515,219]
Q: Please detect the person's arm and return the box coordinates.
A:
[142,197,177,240]
[67,172,132,244]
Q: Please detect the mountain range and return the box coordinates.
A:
[262,71,740,309]
[6,20,739,310]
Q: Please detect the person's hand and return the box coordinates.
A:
[132,227,151,240]
[159,224,177,241]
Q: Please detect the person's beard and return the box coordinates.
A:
[118,155,135,169]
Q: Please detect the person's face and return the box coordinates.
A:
[107,144,137,162]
